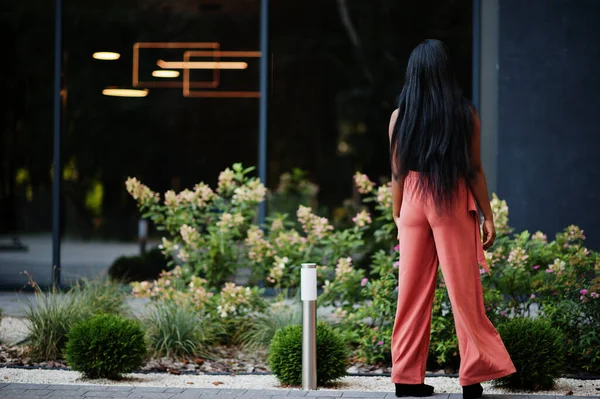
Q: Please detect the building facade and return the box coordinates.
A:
[476,0,600,248]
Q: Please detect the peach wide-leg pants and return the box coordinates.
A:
[391,172,516,386]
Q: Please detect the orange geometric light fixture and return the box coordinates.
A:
[131,42,261,98]
[152,70,180,78]
[102,88,148,97]
[156,60,248,70]
[133,42,220,89]
[93,52,120,60]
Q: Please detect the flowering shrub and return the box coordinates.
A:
[245,204,369,290]
[267,168,320,219]
[131,266,266,342]
[126,165,599,374]
[126,163,266,287]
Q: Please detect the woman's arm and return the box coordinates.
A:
[468,108,496,249]
[389,110,405,228]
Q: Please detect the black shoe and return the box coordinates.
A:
[462,383,483,399]
[395,383,435,397]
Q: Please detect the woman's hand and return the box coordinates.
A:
[482,219,496,250]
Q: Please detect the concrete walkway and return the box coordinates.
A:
[0,235,142,289]
[0,384,596,399]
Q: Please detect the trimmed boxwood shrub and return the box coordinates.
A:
[496,317,566,390]
[269,322,348,386]
[65,314,147,379]
[108,247,170,283]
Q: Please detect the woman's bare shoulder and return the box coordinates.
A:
[388,109,400,141]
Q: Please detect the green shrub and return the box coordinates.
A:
[108,247,169,283]
[496,317,565,390]
[238,304,301,350]
[25,289,85,361]
[269,323,348,386]
[65,314,146,379]
[144,300,221,358]
[543,299,600,374]
[70,278,127,316]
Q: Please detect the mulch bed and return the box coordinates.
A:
[2,344,597,381]
[0,344,419,376]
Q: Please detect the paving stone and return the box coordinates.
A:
[105,394,133,399]
[23,390,53,396]
[164,388,187,394]
[131,387,169,393]
[273,395,296,399]
[45,385,84,390]
[342,392,387,398]
[47,390,84,397]
[187,389,223,394]
[7,385,49,390]
[245,390,291,396]
[2,396,53,399]
[102,387,135,392]
[127,393,176,399]
[286,391,309,397]
[216,390,248,396]
[0,389,30,396]
[82,392,114,397]
[305,392,343,398]
[200,394,244,399]
[78,387,109,392]
[170,393,203,399]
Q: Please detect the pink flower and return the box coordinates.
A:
[590,292,599,299]
[393,261,400,268]
[394,244,400,251]
[377,341,384,346]
[486,307,491,312]
[580,289,588,296]
[479,268,486,275]
[532,265,540,270]
[530,294,536,299]
[545,269,553,273]
[500,310,507,317]
[361,278,368,287]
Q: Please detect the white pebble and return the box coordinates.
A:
[0,368,597,396]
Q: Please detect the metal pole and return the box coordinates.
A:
[257,0,269,227]
[301,263,317,390]
[52,0,63,288]
[138,219,148,255]
[472,0,481,110]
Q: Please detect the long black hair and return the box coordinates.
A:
[390,39,474,213]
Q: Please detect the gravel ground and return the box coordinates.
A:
[0,368,598,396]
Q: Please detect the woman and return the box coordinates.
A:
[388,39,516,399]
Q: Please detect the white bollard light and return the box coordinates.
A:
[301,263,317,390]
